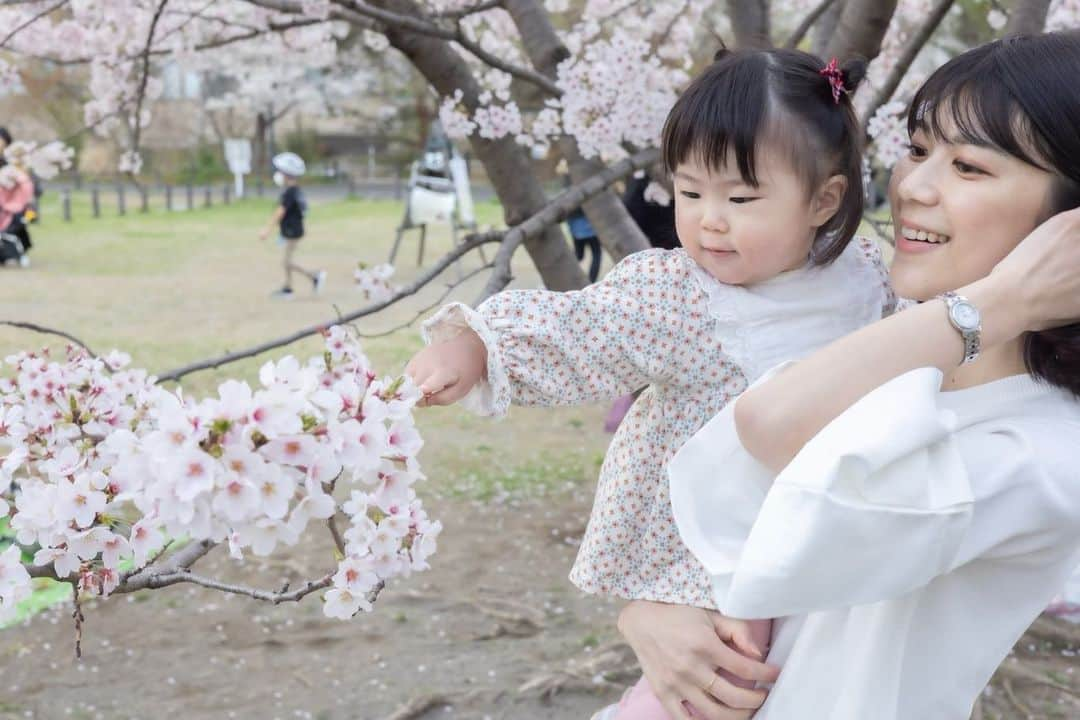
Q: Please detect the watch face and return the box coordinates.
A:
[951,301,980,331]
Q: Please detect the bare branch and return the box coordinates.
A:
[0,320,98,356]
[155,233,502,383]
[126,568,335,603]
[477,147,660,302]
[785,0,838,49]
[859,0,954,128]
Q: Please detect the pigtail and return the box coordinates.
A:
[819,56,868,105]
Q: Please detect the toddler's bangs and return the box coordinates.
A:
[662,55,771,186]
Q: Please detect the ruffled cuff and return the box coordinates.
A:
[420,302,511,417]
[671,367,973,619]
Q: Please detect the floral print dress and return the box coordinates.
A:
[423,238,894,607]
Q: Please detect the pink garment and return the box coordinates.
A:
[604,392,636,433]
[0,169,33,231]
[614,618,774,720]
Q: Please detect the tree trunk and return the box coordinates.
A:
[376,0,587,291]
[1005,0,1052,35]
[503,0,651,263]
[824,0,897,62]
[728,0,772,48]
[812,0,846,56]
[860,0,954,127]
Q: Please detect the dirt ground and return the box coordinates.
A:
[0,198,1077,719]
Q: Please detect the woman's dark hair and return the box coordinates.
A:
[0,127,11,146]
[661,47,867,265]
[908,32,1080,397]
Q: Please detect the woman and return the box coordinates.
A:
[618,33,1080,720]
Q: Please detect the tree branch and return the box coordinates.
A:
[784,0,838,49]
[0,0,67,49]
[824,0,898,63]
[0,320,98,356]
[430,0,501,20]
[477,147,659,302]
[859,0,954,128]
[155,233,502,383]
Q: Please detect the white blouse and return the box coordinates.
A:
[669,367,1080,720]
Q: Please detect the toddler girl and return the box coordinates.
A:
[408,48,893,718]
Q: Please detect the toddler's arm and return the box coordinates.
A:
[409,249,705,415]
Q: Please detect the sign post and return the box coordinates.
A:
[224,139,252,198]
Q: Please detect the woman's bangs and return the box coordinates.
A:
[908,55,1051,171]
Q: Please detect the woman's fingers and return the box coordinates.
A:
[700,672,769,710]
[682,686,756,720]
[706,637,780,686]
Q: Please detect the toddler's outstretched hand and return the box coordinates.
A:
[405,329,488,407]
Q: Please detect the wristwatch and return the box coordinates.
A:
[939,291,981,364]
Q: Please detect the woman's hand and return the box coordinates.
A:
[405,329,487,406]
[617,600,780,720]
[987,206,1080,333]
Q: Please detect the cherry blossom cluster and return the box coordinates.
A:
[866,100,909,170]
[354,263,399,304]
[0,141,75,190]
[1047,0,1080,31]
[0,328,439,623]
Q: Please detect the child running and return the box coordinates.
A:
[407,48,893,718]
[259,151,326,298]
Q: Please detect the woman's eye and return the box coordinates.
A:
[906,143,928,159]
[730,197,759,204]
[679,190,700,199]
[953,160,986,175]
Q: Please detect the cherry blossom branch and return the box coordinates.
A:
[124,0,170,185]
[784,0,839,49]
[431,0,502,20]
[0,320,98,356]
[0,0,67,48]
[354,262,494,339]
[1005,0,1052,35]
[125,568,335,604]
[326,0,561,96]
[477,146,659,302]
[859,0,954,128]
[156,232,502,383]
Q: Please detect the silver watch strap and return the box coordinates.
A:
[940,291,981,365]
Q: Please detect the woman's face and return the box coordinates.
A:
[888,119,1057,301]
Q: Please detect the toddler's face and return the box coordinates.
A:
[672,149,825,285]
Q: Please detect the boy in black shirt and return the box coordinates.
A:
[259,152,325,297]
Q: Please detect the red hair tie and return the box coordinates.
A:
[820,57,846,104]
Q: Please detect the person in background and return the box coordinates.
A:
[0,126,35,267]
[259,151,325,298]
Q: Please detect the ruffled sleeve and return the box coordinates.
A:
[421,249,713,417]
[670,367,1076,619]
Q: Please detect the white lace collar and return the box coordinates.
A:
[687,241,885,383]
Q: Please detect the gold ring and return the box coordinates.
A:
[705,673,719,696]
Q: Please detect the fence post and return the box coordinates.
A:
[256,176,264,197]
[165,185,173,211]
[185,183,193,211]
[204,186,212,208]
[347,174,356,199]
[223,182,231,205]
[394,168,402,201]
[62,189,72,222]
[140,186,149,213]
[91,185,100,218]
[117,185,126,216]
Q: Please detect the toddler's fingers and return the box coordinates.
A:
[417,368,459,404]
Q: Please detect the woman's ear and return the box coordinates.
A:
[811,174,848,227]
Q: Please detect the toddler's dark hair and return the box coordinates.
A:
[662,47,867,265]
[908,32,1080,397]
